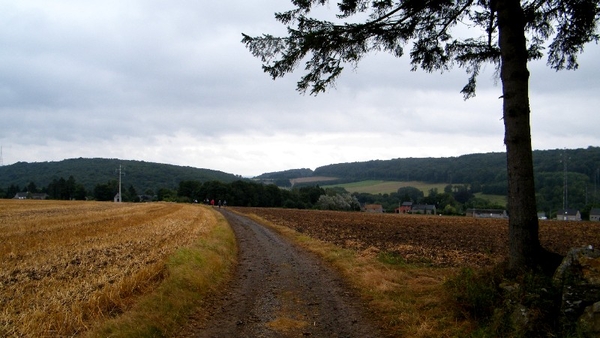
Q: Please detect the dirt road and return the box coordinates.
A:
[175,209,382,337]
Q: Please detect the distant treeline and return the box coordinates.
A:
[0,176,328,208]
[177,180,325,209]
[1,175,149,202]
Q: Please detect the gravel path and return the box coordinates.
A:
[174,209,382,337]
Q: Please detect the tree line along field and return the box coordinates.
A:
[232,207,600,267]
[0,200,219,337]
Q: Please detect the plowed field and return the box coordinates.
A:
[232,207,600,267]
[0,200,215,337]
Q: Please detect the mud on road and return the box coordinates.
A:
[175,209,382,338]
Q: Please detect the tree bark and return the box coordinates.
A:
[496,0,542,272]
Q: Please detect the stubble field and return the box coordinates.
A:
[0,200,216,337]
[232,207,600,267]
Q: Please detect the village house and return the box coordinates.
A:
[364,204,384,213]
[13,192,49,200]
[13,192,28,199]
[590,209,600,222]
[556,209,582,221]
[409,204,437,215]
[466,208,508,219]
[395,201,413,214]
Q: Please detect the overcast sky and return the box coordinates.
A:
[1,1,598,177]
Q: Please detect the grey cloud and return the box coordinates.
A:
[0,1,597,177]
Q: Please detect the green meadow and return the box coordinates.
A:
[323,180,507,206]
[322,180,449,195]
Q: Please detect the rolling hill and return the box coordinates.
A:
[257,147,600,187]
[0,158,242,193]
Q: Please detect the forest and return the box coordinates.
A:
[0,158,240,193]
[259,147,600,188]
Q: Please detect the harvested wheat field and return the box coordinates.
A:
[0,200,218,337]
[232,207,600,267]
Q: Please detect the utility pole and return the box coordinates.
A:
[0,145,3,166]
[560,150,569,210]
[119,165,122,203]
[116,165,124,202]
[594,168,600,204]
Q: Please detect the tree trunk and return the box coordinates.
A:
[496,0,542,272]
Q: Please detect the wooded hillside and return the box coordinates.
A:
[257,147,600,213]
[259,147,600,185]
[0,158,241,193]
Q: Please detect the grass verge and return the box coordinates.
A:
[85,208,237,338]
[240,212,477,337]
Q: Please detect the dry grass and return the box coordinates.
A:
[0,200,228,337]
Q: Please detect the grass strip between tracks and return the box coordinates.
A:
[241,211,477,338]
[85,208,237,338]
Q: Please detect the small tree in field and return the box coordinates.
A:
[243,0,599,273]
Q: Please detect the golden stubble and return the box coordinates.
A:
[0,200,214,337]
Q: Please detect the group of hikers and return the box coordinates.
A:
[203,198,226,208]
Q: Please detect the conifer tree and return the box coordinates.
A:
[243,0,600,272]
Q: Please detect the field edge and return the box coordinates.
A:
[85,207,237,338]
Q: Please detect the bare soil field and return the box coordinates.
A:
[0,200,215,337]
[231,207,600,267]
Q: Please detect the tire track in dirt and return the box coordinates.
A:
[175,209,381,337]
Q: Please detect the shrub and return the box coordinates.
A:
[446,267,502,321]
[446,264,562,337]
